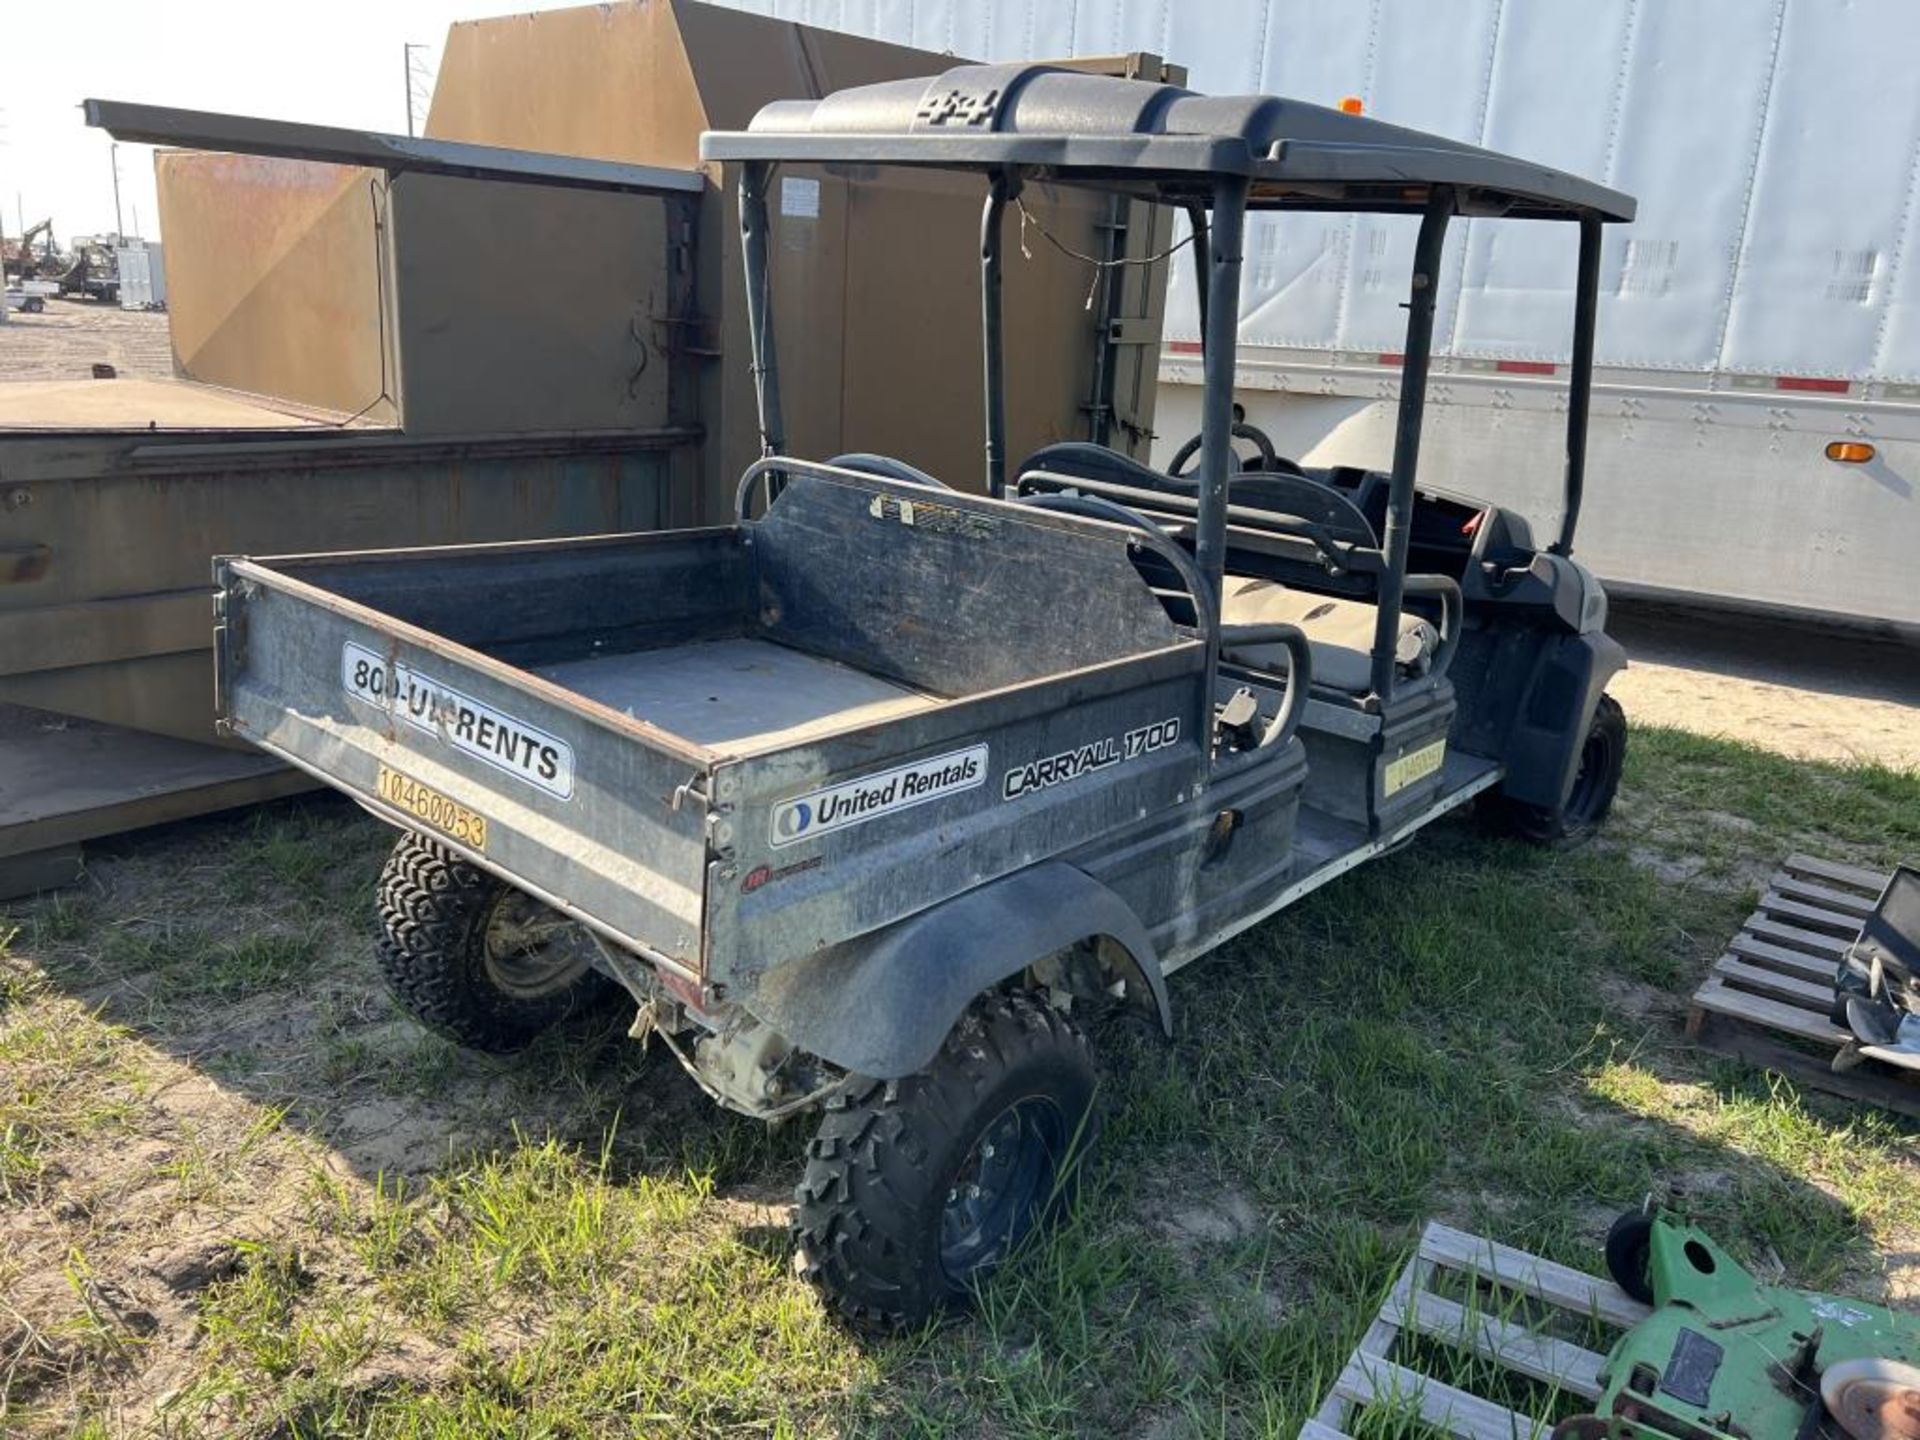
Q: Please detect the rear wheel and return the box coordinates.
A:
[374,832,616,1053]
[1487,693,1627,845]
[793,990,1099,1329]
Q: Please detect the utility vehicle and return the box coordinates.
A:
[213,64,1633,1326]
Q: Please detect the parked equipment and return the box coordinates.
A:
[1570,1205,1920,1440]
[1831,865,1920,1058]
[214,65,1633,1326]
[2,218,58,280]
[56,240,120,303]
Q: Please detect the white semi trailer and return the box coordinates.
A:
[717,0,1920,633]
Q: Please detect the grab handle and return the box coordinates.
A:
[1216,621,1313,750]
[1402,573,1463,679]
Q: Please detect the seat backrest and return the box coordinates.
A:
[1018,441,1380,550]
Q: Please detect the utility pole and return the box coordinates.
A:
[110,142,124,242]
[403,42,428,136]
[0,108,9,325]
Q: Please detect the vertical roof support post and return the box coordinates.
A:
[739,162,786,459]
[981,171,1019,498]
[1184,203,1211,346]
[1553,213,1603,557]
[1195,173,1249,758]
[1369,187,1453,703]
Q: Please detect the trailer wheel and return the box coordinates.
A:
[374,832,615,1053]
[793,990,1099,1329]
[1603,1206,1655,1304]
[1488,693,1627,845]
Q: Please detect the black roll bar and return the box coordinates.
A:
[1184,203,1211,345]
[739,163,786,458]
[1368,188,1453,702]
[981,173,1019,498]
[1554,214,1603,557]
[1194,174,1251,739]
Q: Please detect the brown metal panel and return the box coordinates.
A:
[0,429,676,739]
[156,151,392,421]
[418,2,1169,509]
[425,0,714,170]
[386,173,675,436]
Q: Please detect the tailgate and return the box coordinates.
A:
[216,557,711,973]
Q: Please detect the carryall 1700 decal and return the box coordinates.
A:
[342,640,575,800]
[770,744,988,848]
[1002,717,1180,800]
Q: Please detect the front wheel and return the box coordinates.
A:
[374,832,616,1053]
[793,990,1099,1329]
[1485,693,1627,845]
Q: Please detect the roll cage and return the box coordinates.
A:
[701,62,1634,707]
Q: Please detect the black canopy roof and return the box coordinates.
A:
[701,63,1635,222]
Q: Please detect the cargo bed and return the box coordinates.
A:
[217,463,1209,984]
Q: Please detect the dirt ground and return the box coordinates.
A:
[0,298,174,382]
[1610,602,1920,770]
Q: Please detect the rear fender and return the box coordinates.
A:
[1500,631,1626,809]
[743,861,1169,1079]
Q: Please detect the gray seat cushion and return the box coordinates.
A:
[1219,576,1437,694]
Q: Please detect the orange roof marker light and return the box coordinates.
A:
[1825,440,1876,464]
[1339,95,1365,115]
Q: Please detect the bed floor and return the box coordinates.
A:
[536,638,938,750]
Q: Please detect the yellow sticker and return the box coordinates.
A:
[1383,738,1447,796]
[376,765,489,851]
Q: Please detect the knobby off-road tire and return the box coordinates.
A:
[1486,693,1628,845]
[793,990,1100,1330]
[374,832,615,1054]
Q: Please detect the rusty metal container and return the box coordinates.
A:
[157,0,1174,509]
[1,1,1174,893]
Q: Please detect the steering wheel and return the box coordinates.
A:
[1166,420,1303,479]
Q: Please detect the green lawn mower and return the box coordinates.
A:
[1559,1208,1920,1440]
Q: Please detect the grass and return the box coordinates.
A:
[0,729,1917,1436]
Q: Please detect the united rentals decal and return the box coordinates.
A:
[342,640,575,800]
[769,745,988,849]
[1002,718,1180,801]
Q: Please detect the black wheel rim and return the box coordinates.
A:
[481,891,596,998]
[937,1098,1066,1286]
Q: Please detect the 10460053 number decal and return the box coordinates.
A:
[376,765,489,851]
[1383,738,1447,796]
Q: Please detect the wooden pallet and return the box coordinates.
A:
[1305,1221,1652,1440]
[1685,853,1920,1118]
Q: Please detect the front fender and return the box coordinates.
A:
[744,861,1169,1079]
